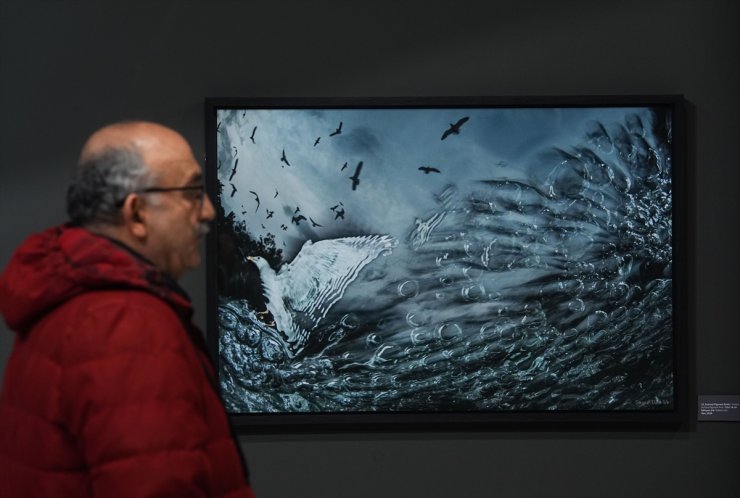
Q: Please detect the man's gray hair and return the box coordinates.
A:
[66,147,153,226]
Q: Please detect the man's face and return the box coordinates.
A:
[138,129,216,279]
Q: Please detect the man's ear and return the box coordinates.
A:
[120,193,148,239]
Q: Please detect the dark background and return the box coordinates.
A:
[1,1,738,497]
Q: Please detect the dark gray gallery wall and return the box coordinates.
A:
[1,1,738,497]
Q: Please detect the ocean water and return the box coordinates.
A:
[217,111,675,414]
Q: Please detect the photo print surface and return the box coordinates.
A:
[209,98,681,420]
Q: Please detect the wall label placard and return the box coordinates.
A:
[698,395,740,421]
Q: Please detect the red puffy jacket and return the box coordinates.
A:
[0,226,256,498]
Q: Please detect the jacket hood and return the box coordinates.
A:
[0,225,193,334]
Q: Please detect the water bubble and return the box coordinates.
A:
[611,306,627,321]
[439,273,455,287]
[462,284,486,302]
[462,265,484,280]
[562,328,579,339]
[340,314,359,329]
[328,329,346,343]
[366,333,382,347]
[406,311,429,327]
[487,291,503,302]
[559,278,585,297]
[437,323,463,341]
[371,344,399,365]
[567,298,586,312]
[480,323,499,341]
[398,280,420,298]
[410,328,434,345]
[587,310,609,327]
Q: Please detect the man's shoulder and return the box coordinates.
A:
[36,289,189,364]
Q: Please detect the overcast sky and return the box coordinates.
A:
[217,105,651,260]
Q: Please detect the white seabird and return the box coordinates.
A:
[248,235,397,352]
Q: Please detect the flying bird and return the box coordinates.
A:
[230,183,237,197]
[418,166,441,174]
[314,137,321,147]
[334,208,345,220]
[329,121,343,137]
[232,146,238,156]
[349,161,363,191]
[340,162,348,171]
[274,189,279,198]
[280,149,290,167]
[229,158,239,181]
[216,121,223,134]
[266,209,274,219]
[441,116,470,140]
[249,190,260,212]
[281,224,288,231]
[291,214,307,225]
[330,202,344,212]
[309,217,323,227]
[250,126,257,144]
[247,235,396,352]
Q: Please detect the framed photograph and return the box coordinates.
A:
[205,96,687,429]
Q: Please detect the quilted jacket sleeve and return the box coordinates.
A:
[57,292,245,498]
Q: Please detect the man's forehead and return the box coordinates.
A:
[155,157,203,181]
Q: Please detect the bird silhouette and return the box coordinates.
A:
[232,146,238,156]
[419,166,441,174]
[247,235,396,352]
[280,149,290,167]
[229,158,239,181]
[281,224,288,231]
[330,202,344,211]
[334,208,345,220]
[314,137,321,147]
[349,161,363,191]
[330,121,343,137]
[216,121,223,134]
[341,162,348,171]
[291,214,307,225]
[250,126,257,144]
[266,209,274,219]
[230,183,237,197]
[309,217,323,227]
[441,116,470,140]
[249,190,260,212]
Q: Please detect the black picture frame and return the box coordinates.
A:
[205,95,687,431]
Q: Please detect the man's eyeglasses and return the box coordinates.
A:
[116,185,206,207]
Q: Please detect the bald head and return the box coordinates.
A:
[80,121,193,175]
[67,121,197,227]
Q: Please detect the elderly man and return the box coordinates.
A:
[0,122,256,498]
